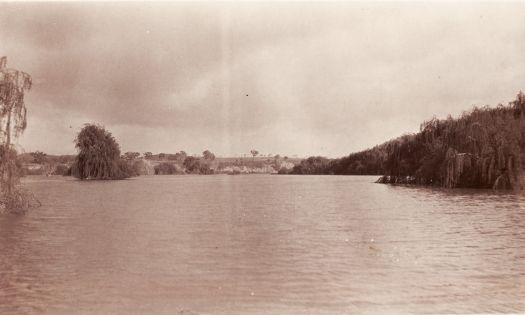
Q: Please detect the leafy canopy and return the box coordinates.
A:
[74,124,132,180]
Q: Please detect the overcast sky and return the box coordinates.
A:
[2,2,525,157]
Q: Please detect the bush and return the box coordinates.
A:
[53,164,70,176]
[278,167,291,174]
[154,162,181,175]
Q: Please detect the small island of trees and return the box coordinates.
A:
[0,56,40,213]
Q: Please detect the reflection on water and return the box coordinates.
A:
[1,175,525,314]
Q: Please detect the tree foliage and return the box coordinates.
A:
[374,93,525,189]
[291,156,332,175]
[293,92,525,190]
[74,124,136,180]
[154,162,181,175]
[31,151,47,164]
[123,151,140,160]
[183,156,201,174]
[202,150,215,161]
[183,156,214,174]
[0,56,39,213]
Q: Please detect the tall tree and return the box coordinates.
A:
[0,56,32,196]
[74,124,134,180]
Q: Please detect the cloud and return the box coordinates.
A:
[2,2,525,156]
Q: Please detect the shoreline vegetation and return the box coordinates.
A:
[17,125,299,180]
[18,153,300,177]
[287,92,525,191]
[0,57,41,214]
[71,124,299,179]
[10,81,525,191]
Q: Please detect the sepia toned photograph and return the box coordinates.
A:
[1,1,525,314]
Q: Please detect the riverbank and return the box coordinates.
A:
[287,92,525,191]
[19,155,300,177]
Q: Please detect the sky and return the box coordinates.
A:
[2,2,525,157]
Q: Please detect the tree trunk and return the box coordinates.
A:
[5,108,11,195]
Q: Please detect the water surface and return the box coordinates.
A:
[1,175,525,314]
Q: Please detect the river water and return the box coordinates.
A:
[1,175,525,314]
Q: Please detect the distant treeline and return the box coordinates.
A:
[289,92,525,190]
[146,155,298,175]
[19,133,300,177]
[287,149,385,176]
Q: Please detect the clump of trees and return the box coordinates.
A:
[0,56,40,214]
[376,93,525,189]
[202,150,215,161]
[183,156,201,174]
[30,151,47,164]
[123,151,140,160]
[153,150,216,175]
[183,154,214,175]
[290,156,332,175]
[154,162,182,175]
[292,92,525,190]
[72,124,138,180]
[53,164,70,176]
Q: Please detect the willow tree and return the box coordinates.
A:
[0,57,35,213]
[74,124,135,180]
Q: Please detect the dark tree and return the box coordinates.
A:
[202,150,215,161]
[183,156,201,174]
[154,162,179,175]
[291,91,525,190]
[74,124,134,180]
[31,151,47,164]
